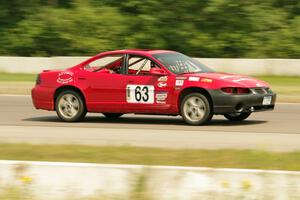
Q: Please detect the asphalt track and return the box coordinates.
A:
[0,95,300,152]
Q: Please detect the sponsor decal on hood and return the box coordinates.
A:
[201,78,213,83]
[188,77,200,82]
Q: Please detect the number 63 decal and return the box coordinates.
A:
[126,85,154,104]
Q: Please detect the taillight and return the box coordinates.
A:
[36,74,41,85]
[221,87,250,94]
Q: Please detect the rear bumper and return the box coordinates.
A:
[208,90,276,114]
[31,85,55,110]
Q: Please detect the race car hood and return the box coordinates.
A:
[183,72,270,88]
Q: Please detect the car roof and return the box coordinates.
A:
[74,49,178,69]
[97,49,177,57]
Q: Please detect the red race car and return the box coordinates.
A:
[32,49,276,125]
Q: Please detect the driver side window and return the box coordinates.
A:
[128,55,160,75]
[84,54,124,74]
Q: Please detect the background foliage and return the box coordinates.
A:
[1,0,300,58]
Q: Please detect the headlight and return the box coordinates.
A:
[221,87,250,95]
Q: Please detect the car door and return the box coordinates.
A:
[123,54,174,114]
[80,54,127,112]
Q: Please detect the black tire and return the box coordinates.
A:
[103,113,123,118]
[180,93,213,125]
[55,90,87,122]
[224,112,251,121]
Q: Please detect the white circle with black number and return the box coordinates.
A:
[126,85,154,104]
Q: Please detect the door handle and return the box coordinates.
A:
[78,77,86,80]
[128,80,134,83]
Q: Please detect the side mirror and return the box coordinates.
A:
[149,68,167,76]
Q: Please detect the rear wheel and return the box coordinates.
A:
[103,113,123,119]
[55,90,86,122]
[224,112,251,121]
[180,93,213,125]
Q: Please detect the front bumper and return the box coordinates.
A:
[208,89,276,114]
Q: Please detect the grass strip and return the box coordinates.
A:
[0,143,299,171]
[255,76,300,86]
[0,72,36,82]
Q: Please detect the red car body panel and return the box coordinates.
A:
[31,50,275,116]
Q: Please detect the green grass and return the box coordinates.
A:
[254,76,300,86]
[0,72,36,82]
[0,143,300,171]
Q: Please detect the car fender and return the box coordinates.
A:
[53,83,88,109]
[175,84,214,113]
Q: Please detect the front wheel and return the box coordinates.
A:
[55,90,86,122]
[180,93,213,125]
[224,112,251,121]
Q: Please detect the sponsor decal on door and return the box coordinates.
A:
[155,91,168,104]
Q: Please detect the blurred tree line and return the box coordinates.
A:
[0,0,300,58]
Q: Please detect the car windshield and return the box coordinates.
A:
[153,52,214,74]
